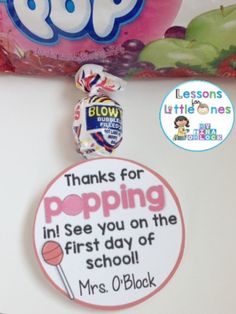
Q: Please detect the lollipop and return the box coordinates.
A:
[42,241,74,300]
[73,64,126,159]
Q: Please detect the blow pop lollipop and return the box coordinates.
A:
[42,241,74,300]
[73,64,126,159]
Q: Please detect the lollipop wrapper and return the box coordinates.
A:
[73,96,123,159]
[0,1,236,78]
[73,65,124,159]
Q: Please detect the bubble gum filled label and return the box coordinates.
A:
[73,95,123,159]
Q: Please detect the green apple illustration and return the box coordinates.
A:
[139,38,218,71]
[186,5,236,52]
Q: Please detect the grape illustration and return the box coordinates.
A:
[122,39,145,52]
[164,26,186,39]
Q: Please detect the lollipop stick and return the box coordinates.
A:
[57,264,75,300]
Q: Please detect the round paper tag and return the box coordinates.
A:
[33,158,185,310]
[160,80,235,152]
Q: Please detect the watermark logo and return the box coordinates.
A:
[160,80,234,152]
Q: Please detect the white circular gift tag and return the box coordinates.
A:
[33,158,185,310]
[160,80,235,152]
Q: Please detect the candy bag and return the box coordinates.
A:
[0,1,236,78]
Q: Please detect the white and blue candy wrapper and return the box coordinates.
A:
[73,64,126,159]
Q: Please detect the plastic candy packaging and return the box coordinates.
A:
[0,1,236,78]
[73,64,125,159]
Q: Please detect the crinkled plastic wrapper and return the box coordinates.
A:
[73,64,126,159]
[0,0,236,78]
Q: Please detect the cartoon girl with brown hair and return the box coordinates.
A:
[173,116,190,141]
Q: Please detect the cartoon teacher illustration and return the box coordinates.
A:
[173,116,190,140]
